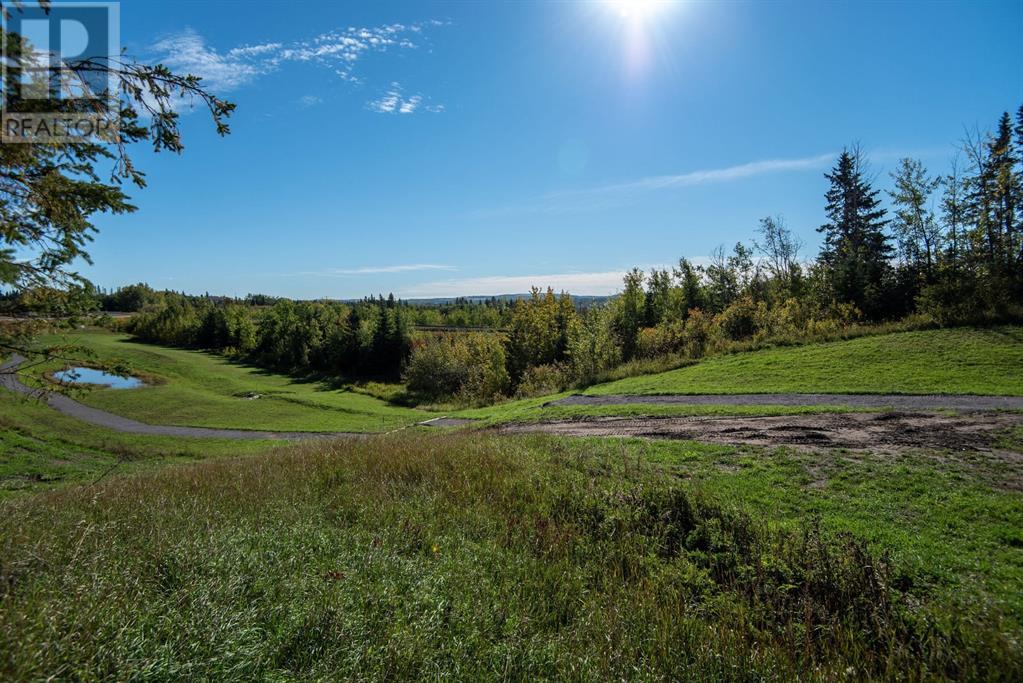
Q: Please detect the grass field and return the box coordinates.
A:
[455,393,863,426]
[0,390,278,497]
[587,326,1023,396]
[28,330,431,432]
[2,326,1022,677]
[1,433,1019,679]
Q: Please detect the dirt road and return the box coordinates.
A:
[550,393,1023,411]
[500,411,1023,451]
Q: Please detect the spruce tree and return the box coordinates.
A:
[817,149,892,319]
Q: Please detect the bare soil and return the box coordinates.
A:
[499,411,1023,452]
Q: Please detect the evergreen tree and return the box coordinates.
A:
[816,149,892,319]
[1,5,233,371]
[989,113,1018,274]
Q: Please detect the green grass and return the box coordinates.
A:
[588,326,1023,396]
[2,325,1021,676]
[1,433,1019,680]
[455,392,863,426]
[28,330,432,432]
[0,390,278,497]
[638,438,1023,622]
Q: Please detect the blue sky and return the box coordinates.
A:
[83,0,1022,299]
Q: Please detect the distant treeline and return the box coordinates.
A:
[111,291,514,381]
[96,285,518,328]
[96,104,1023,404]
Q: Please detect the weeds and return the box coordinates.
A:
[1,432,1018,680]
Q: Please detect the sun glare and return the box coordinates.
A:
[608,0,671,23]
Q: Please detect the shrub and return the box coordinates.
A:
[404,337,466,399]
[515,363,569,398]
[682,308,714,358]
[404,333,509,405]
[457,333,510,404]
[716,296,764,341]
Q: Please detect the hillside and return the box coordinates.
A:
[586,326,1023,397]
[28,331,430,433]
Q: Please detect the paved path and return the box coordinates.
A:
[549,393,1023,411]
[0,355,359,441]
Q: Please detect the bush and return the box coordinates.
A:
[404,338,466,399]
[404,333,509,404]
[716,296,764,341]
[682,308,714,358]
[515,363,569,398]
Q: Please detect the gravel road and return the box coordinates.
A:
[550,393,1023,411]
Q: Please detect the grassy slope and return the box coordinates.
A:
[0,391,278,497]
[1,433,1019,679]
[31,330,431,432]
[587,326,1023,396]
[641,438,1023,620]
[455,393,861,426]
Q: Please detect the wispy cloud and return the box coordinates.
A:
[400,270,633,298]
[150,29,267,91]
[286,264,457,277]
[476,153,837,217]
[584,153,837,194]
[296,94,323,108]
[366,82,443,115]
[148,21,446,109]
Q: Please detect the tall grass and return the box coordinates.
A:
[1,433,1018,680]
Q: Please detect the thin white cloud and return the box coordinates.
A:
[367,82,436,115]
[475,153,837,217]
[401,270,633,298]
[579,153,837,195]
[150,29,265,91]
[399,95,422,114]
[297,94,323,108]
[290,264,457,277]
[148,21,445,98]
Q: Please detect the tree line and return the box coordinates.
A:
[98,104,1023,404]
[413,104,1023,402]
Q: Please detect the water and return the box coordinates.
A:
[54,367,143,389]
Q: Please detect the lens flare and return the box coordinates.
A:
[609,0,670,23]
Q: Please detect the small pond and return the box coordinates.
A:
[54,367,143,389]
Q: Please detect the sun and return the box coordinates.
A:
[608,0,671,23]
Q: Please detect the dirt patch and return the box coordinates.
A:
[552,393,1023,411]
[499,411,1023,452]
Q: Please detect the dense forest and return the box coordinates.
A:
[30,104,1022,405]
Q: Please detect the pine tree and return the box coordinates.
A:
[817,149,892,319]
[990,113,1018,273]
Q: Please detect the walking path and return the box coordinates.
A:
[5,353,1022,443]
[0,355,358,441]
[549,392,1023,411]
